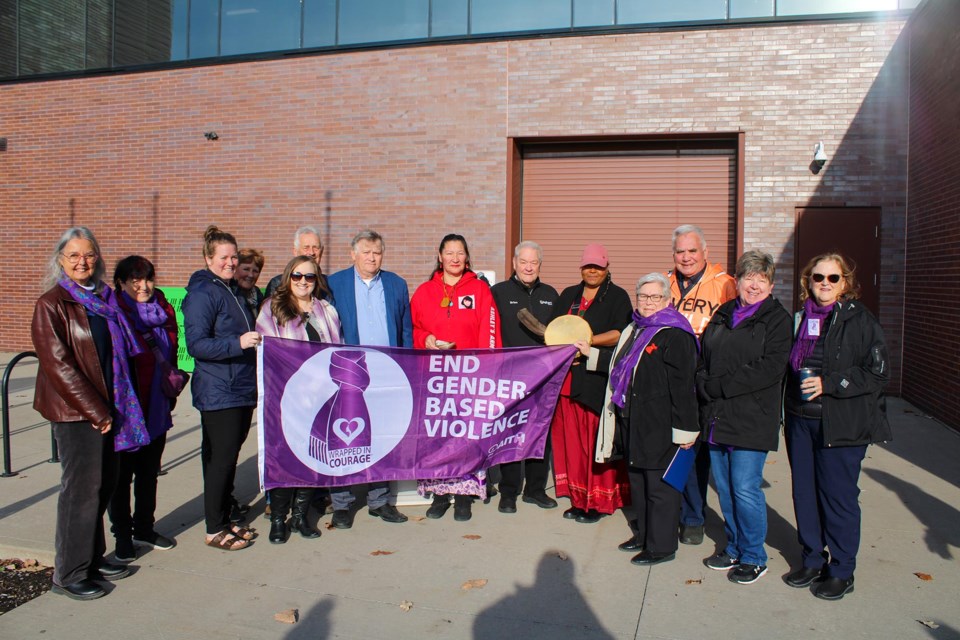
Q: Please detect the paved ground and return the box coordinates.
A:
[0,353,958,639]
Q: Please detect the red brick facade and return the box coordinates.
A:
[902,0,960,429]
[0,18,910,390]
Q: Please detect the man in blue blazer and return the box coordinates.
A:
[326,230,413,528]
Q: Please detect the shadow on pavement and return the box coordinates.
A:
[863,468,960,560]
[285,596,335,640]
[472,551,616,640]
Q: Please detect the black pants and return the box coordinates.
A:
[52,421,118,587]
[628,466,680,554]
[786,415,867,579]
[200,407,253,535]
[108,432,166,539]
[499,437,552,498]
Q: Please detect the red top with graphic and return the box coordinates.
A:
[411,270,501,349]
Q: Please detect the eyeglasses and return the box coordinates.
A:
[811,273,841,284]
[637,294,664,302]
[290,272,318,283]
[61,252,98,264]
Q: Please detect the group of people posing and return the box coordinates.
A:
[33,223,889,604]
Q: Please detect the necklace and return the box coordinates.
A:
[440,282,454,308]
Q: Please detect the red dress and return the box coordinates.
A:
[551,296,630,514]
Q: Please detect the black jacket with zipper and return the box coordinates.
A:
[786,300,891,447]
[697,296,793,452]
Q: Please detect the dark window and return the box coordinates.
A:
[617,0,727,24]
[303,0,337,47]
[85,0,113,69]
[338,0,429,45]
[778,0,896,15]
[730,0,775,18]
[431,0,469,37]
[471,0,571,34]
[574,0,615,27]
[0,0,18,77]
[115,0,174,67]
[221,0,302,56]
[189,0,220,58]
[18,1,86,75]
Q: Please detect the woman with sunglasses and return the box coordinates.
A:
[783,253,890,600]
[256,255,342,543]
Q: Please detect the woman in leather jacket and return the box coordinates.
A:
[32,227,145,600]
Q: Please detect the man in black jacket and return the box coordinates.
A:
[264,225,328,298]
[491,241,560,513]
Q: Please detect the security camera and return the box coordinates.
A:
[813,142,827,168]
[204,131,219,141]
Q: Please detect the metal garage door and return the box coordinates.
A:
[520,141,737,296]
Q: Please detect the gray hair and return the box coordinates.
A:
[44,226,105,289]
[514,240,543,262]
[672,224,707,251]
[636,272,671,298]
[735,250,776,282]
[294,225,323,249]
[351,229,385,251]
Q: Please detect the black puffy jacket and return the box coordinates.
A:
[697,296,793,452]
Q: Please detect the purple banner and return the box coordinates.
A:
[257,337,576,490]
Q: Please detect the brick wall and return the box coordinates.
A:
[0,18,909,390]
[902,0,960,429]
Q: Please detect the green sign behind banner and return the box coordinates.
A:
[159,286,264,374]
[158,287,194,373]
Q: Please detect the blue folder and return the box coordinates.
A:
[662,445,697,492]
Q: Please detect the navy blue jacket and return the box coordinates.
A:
[183,269,257,411]
[326,267,413,347]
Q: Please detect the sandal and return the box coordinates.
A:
[230,524,257,541]
[205,530,250,551]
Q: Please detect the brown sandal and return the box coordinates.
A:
[230,524,257,541]
[205,530,250,551]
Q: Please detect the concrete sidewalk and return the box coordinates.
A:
[0,353,958,639]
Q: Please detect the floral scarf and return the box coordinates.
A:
[58,277,149,451]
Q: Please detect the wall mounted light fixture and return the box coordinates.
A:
[204,131,219,141]
[0,138,7,152]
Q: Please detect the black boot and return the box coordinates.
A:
[290,488,320,539]
[426,494,451,519]
[454,495,473,521]
[269,515,288,544]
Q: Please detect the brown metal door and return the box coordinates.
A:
[794,207,881,315]
[520,143,737,295]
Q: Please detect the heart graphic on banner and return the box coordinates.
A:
[332,417,366,445]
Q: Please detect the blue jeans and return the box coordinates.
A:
[709,444,768,566]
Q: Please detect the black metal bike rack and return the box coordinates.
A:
[1,351,52,478]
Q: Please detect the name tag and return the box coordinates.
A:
[807,318,820,337]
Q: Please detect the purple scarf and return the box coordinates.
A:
[731,298,764,328]
[609,305,696,409]
[58,277,149,451]
[789,298,836,372]
[119,290,174,440]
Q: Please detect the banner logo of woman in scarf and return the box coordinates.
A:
[311,350,372,466]
[281,347,413,476]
